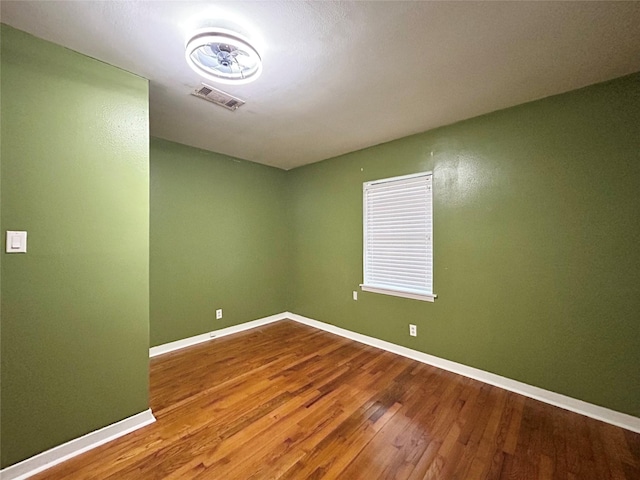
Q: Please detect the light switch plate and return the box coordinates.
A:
[6,231,27,253]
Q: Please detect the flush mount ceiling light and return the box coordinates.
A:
[185,28,262,85]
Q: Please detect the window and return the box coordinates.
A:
[361,172,436,302]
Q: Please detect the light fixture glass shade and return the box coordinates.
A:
[185,29,262,85]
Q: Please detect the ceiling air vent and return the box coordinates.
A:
[191,83,245,111]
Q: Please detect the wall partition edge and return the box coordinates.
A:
[0,410,156,480]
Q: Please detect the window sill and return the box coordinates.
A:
[360,285,437,302]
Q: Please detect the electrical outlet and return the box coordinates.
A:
[409,324,417,337]
[216,309,223,320]
[353,291,358,301]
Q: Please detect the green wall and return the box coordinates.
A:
[2,20,639,472]
[150,138,289,346]
[288,73,640,417]
[1,25,150,467]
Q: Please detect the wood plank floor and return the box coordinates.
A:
[33,320,640,479]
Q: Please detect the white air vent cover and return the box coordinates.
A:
[191,83,245,111]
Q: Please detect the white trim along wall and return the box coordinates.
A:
[1,410,156,480]
[286,313,640,435]
[150,311,640,435]
[149,312,285,357]
[4,311,639,480]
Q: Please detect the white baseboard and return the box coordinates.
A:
[0,409,156,480]
[7,311,638,480]
[149,312,288,358]
[148,311,640,433]
[285,312,640,434]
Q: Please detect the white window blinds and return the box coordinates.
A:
[362,172,435,302]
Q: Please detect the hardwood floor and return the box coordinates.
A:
[33,320,640,479]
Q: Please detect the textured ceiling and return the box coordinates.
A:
[2,1,640,170]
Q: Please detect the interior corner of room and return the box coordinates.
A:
[1,2,640,477]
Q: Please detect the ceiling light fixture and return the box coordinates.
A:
[185,28,262,85]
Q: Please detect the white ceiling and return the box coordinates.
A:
[2,1,640,170]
